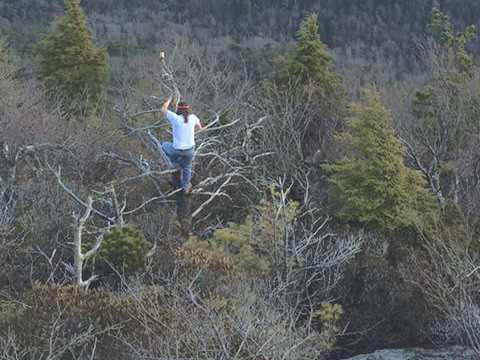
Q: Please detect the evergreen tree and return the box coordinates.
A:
[38,0,107,104]
[264,13,345,178]
[409,7,477,208]
[325,89,433,231]
[429,6,476,74]
[270,13,342,99]
[97,225,149,276]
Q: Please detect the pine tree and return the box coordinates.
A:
[270,13,342,98]
[409,7,477,207]
[429,6,476,74]
[325,89,433,231]
[264,13,345,176]
[290,13,339,94]
[38,0,107,104]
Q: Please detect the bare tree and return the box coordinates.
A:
[260,179,364,312]
[403,222,480,353]
[49,166,167,286]
[398,40,480,210]
[70,196,103,287]
[107,37,270,233]
[0,304,118,360]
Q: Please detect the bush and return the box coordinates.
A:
[325,89,434,231]
[0,283,168,360]
[97,225,149,275]
[0,279,341,360]
[176,195,299,278]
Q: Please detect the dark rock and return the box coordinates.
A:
[343,346,477,360]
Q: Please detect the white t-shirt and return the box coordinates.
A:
[166,110,201,150]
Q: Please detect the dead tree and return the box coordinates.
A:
[405,223,480,353]
[49,166,163,286]
[106,113,268,234]
[398,41,480,211]
[71,196,102,287]
[109,46,268,233]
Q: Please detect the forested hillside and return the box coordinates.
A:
[3,0,480,66]
[2,1,480,360]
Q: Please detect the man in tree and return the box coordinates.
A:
[160,95,203,195]
[38,0,107,106]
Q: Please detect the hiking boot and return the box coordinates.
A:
[183,186,192,195]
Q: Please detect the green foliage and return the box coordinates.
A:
[263,13,345,169]
[412,86,444,143]
[37,0,108,103]
[430,6,476,74]
[313,302,344,352]
[417,7,477,131]
[268,13,342,99]
[408,8,478,208]
[175,235,234,272]
[97,225,149,275]
[176,195,299,278]
[325,89,434,231]
[314,302,343,323]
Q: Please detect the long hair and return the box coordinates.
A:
[176,102,191,123]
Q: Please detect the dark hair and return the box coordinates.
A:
[176,102,191,123]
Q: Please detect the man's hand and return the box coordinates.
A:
[161,95,173,116]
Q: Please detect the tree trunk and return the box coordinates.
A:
[172,169,192,236]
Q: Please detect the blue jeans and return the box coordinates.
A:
[161,142,195,189]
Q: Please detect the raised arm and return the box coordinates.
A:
[160,95,173,116]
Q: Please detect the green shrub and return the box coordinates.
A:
[37,0,108,103]
[324,89,435,231]
[97,225,149,275]
[176,194,299,278]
